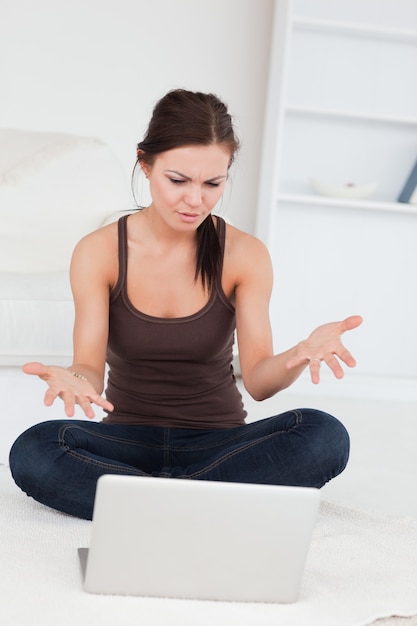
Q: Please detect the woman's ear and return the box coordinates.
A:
[137,149,150,179]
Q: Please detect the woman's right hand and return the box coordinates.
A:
[22,361,114,419]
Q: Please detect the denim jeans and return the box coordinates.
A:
[9,408,349,520]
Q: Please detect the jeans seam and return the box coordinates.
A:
[63,449,147,475]
[168,411,303,453]
[58,424,165,451]
[163,428,170,466]
[58,424,148,475]
[182,415,302,479]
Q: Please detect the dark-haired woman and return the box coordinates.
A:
[10,89,362,520]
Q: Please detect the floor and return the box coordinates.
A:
[1,372,417,626]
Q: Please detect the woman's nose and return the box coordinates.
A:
[185,185,202,207]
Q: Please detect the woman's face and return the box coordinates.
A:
[141,144,231,230]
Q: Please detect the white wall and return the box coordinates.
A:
[0,0,274,234]
[269,203,417,391]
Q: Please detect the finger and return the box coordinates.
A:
[56,390,76,417]
[309,358,321,385]
[87,395,114,413]
[341,315,363,333]
[324,354,344,379]
[78,394,114,419]
[337,347,357,368]
[22,361,49,377]
[44,385,62,407]
[77,396,96,420]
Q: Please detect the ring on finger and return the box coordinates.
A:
[309,358,321,367]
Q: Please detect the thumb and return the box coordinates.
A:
[342,315,363,332]
[22,361,48,376]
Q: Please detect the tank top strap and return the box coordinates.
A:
[110,214,129,302]
[215,215,226,287]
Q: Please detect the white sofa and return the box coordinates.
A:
[0,128,132,461]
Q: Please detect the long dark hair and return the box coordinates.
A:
[133,89,240,291]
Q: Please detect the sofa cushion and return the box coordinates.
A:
[0,272,73,365]
[0,128,131,273]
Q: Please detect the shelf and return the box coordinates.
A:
[276,192,417,215]
[293,16,417,44]
[285,105,417,127]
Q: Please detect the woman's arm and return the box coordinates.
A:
[233,233,362,401]
[23,225,117,418]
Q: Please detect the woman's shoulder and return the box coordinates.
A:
[222,219,272,289]
[223,219,270,263]
[73,219,118,255]
[70,220,119,287]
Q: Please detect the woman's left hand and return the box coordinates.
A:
[286,315,363,384]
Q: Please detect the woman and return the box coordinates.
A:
[9,89,362,520]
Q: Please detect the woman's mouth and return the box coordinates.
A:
[178,212,201,223]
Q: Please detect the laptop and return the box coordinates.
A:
[78,475,320,603]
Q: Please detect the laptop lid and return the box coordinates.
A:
[80,475,320,603]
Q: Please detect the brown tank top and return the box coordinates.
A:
[103,214,247,429]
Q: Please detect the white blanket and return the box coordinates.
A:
[1,465,416,626]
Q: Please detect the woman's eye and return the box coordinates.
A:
[168,178,221,188]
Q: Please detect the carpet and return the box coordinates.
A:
[1,464,416,626]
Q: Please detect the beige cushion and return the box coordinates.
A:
[0,272,73,365]
[0,129,131,364]
[0,129,130,273]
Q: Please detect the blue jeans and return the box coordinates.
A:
[9,408,349,520]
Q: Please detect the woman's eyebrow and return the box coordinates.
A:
[164,169,226,183]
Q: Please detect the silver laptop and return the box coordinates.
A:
[78,475,320,603]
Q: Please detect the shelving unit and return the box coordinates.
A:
[255,0,417,385]
[256,0,417,245]
[286,105,417,128]
[293,16,417,43]
[277,192,417,215]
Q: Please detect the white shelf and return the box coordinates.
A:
[276,192,417,215]
[256,0,417,242]
[293,16,417,43]
[285,105,417,128]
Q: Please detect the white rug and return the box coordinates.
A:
[1,464,417,626]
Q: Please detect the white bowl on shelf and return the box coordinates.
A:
[309,178,378,200]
